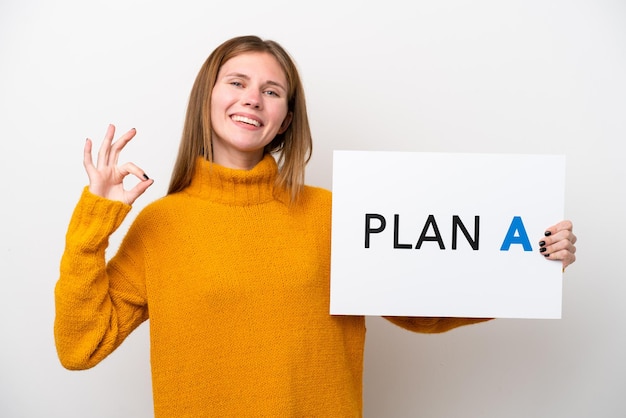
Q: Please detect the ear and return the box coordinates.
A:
[278,111,293,134]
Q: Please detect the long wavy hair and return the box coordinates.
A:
[167,35,313,201]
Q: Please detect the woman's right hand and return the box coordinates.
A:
[84,124,154,205]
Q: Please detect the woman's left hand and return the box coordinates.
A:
[539,220,577,271]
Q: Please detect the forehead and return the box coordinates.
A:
[218,52,287,84]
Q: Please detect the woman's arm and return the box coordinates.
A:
[54,125,153,369]
[54,189,148,369]
[384,316,493,333]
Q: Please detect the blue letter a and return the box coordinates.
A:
[500,216,532,251]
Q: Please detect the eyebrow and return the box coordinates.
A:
[224,72,287,92]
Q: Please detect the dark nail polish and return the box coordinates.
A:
[544,253,550,257]
[544,231,552,236]
[143,173,149,180]
[540,247,547,253]
[539,241,546,247]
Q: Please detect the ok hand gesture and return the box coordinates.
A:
[84,124,154,205]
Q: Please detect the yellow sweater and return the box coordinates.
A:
[55,154,489,417]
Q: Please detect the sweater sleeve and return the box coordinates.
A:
[54,187,149,370]
[383,316,493,333]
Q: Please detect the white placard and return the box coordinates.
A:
[330,151,566,319]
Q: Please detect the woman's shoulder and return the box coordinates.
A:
[291,185,332,220]
[131,193,188,223]
[303,184,331,196]
[301,185,332,205]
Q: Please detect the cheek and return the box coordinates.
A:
[210,86,233,111]
[210,95,231,126]
[278,112,292,134]
[272,104,289,125]
[210,93,222,112]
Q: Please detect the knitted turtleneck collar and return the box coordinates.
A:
[184,154,288,206]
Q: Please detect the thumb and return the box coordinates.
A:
[125,178,154,205]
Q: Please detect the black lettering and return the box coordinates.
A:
[394,214,412,249]
[365,213,386,248]
[415,214,445,249]
[452,215,480,250]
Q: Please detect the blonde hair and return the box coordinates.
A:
[167,35,313,201]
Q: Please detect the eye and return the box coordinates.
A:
[229,81,243,87]
[264,90,280,97]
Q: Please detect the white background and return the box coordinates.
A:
[1,1,624,417]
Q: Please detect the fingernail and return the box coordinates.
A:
[544,231,552,236]
[143,173,150,180]
[540,247,547,253]
[539,241,546,247]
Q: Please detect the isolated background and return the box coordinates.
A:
[1,1,624,417]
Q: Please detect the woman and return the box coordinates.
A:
[54,35,577,417]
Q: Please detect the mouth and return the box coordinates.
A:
[231,115,262,127]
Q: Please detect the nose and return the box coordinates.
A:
[242,89,262,109]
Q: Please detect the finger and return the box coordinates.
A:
[540,220,574,247]
[540,235,576,272]
[83,138,94,171]
[97,124,116,168]
[109,128,137,166]
[83,137,106,186]
[544,236,576,255]
[546,248,576,269]
[125,178,154,205]
[116,162,153,205]
[117,161,149,182]
[83,137,102,186]
[542,246,575,262]
[562,252,576,270]
[541,230,576,251]
[544,220,573,236]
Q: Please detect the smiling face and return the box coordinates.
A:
[210,52,292,169]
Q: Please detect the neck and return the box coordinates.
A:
[211,149,265,170]
[184,154,289,205]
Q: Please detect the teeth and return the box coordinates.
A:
[232,115,261,127]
